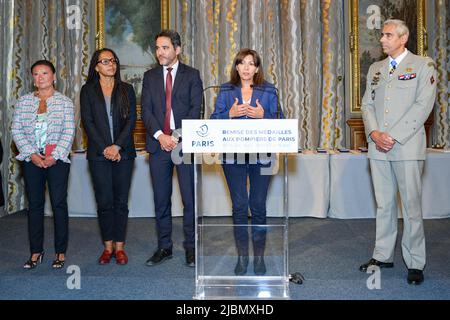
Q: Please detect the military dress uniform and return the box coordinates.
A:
[362,50,437,270]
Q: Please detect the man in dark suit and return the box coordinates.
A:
[141,30,203,267]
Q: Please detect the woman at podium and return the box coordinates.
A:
[210,49,280,276]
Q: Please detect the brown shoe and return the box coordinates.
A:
[98,250,114,265]
[115,250,128,265]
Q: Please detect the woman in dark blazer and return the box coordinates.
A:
[210,49,280,276]
[80,48,136,265]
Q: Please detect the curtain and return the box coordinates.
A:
[430,0,450,147]
[0,0,15,216]
[173,0,345,149]
[1,0,448,217]
[0,0,94,216]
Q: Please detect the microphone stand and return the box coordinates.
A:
[201,85,223,120]
[250,84,303,285]
[174,86,222,145]
[250,84,284,119]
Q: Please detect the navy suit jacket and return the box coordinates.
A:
[210,81,281,120]
[141,62,203,153]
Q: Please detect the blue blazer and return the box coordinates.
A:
[141,63,203,153]
[210,81,281,120]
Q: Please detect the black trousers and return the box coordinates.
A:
[88,159,134,242]
[149,148,195,251]
[22,160,70,254]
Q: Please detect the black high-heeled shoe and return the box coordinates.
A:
[52,253,65,269]
[23,252,44,269]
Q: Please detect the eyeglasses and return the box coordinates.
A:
[97,58,118,65]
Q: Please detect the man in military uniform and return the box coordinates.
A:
[360,19,437,285]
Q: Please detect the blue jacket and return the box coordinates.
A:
[210,81,282,119]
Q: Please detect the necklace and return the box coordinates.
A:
[34,90,55,101]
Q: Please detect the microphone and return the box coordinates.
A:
[172,128,182,141]
[250,84,283,119]
[201,84,234,119]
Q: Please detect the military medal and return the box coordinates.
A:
[398,73,416,80]
[371,71,381,86]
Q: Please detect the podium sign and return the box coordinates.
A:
[182,119,298,153]
[188,119,293,300]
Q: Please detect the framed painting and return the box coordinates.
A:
[349,0,427,113]
[96,0,170,99]
[95,0,170,148]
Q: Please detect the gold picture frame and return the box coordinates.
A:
[95,0,170,149]
[96,0,170,49]
[95,0,170,100]
[349,0,427,113]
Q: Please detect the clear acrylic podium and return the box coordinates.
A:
[193,153,290,300]
[182,119,297,300]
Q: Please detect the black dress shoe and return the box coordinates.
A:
[407,269,424,285]
[146,248,172,266]
[185,249,195,267]
[359,258,394,272]
[254,256,266,276]
[234,255,249,275]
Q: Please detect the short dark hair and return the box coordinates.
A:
[31,60,56,74]
[230,49,264,86]
[155,29,182,49]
